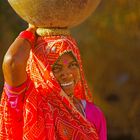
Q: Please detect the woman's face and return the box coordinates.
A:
[52,53,81,96]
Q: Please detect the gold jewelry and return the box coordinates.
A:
[36,28,70,36]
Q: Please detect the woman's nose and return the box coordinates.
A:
[61,68,72,80]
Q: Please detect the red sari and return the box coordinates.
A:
[0,35,99,140]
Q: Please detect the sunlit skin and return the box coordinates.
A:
[52,53,81,96]
[2,24,37,87]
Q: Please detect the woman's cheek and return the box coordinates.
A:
[74,70,81,82]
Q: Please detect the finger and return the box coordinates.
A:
[28,23,36,29]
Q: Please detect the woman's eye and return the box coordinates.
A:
[52,66,61,73]
[70,62,78,68]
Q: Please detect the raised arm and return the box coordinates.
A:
[2,25,37,87]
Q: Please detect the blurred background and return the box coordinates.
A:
[0,0,140,140]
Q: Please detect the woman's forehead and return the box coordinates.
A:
[58,53,75,63]
[55,52,77,65]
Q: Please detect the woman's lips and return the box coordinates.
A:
[60,81,74,87]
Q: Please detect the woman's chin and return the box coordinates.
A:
[62,87,74,97]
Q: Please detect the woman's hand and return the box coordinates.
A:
[26,24,37,35]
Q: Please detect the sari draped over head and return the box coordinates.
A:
[0,35,99,140]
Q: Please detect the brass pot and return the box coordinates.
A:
[8,0,101,28]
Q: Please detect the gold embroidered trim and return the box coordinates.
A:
[5,86,26,95]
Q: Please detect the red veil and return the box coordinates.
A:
[0,35,99,140]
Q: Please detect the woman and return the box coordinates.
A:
[0,25,106,140]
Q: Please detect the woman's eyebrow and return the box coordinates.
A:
[70,60,78,63]
[53,63,62,67]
